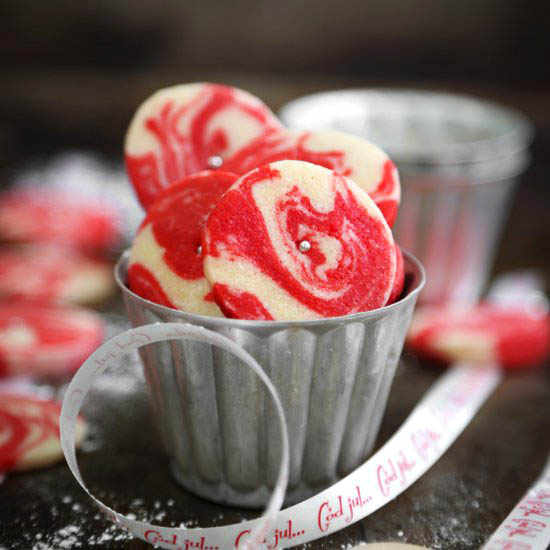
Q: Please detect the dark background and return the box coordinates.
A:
[1,0,549,275]
[1,0,549,157]
[0,3,549,549]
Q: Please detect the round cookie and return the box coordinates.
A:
[125,83,283,208]
[407,304,549,369]
[0,302,103,378]
[224,129,401,226]
[0,246,115,305]
[386,244,405,305]
[203,160,396,321]
[128,171,238,316]
[0,393,86,472]
[0,188,121,250]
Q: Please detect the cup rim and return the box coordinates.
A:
[115,249,425,328]
[279,88,534,168]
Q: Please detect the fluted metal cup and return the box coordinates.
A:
[280,89,533,305]
[115,251,425,507]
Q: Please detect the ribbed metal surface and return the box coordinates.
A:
[116,251,424,507]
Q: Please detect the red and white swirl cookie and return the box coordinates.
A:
[203,160,396,321]
[0,189,121,250]
[407,304,550,369]
[128,171,238,316]
[223,129,401,226]
[0,302,103,378]
[0,246,115,305]
[125,83,283,208]
[386,244,405,305]
[0,393,86,472]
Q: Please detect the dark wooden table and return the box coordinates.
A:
[0,74,549,550]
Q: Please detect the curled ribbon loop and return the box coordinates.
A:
[60,323,290,550]
[61,322,503,550]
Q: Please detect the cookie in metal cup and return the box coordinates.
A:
[115,250,425,507]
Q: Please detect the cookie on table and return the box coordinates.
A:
[0,246,115,305]
[203,160,396,321]
[0,393,86,472]
[0,302,103,378]
[125,83,283,208]
[223,128,401,227]
[407,304,549,369]
[128,171,238,316]
[0,189,121,250]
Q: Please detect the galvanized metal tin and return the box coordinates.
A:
[280,89,533,305]
[115,251,425,507]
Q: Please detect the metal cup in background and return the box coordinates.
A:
[280,89,533,305]
[115,251,425,507]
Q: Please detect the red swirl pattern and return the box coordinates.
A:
[369,160,399,227]
[125,84,399,225]
[137,171,238,280]
[127,263,175,309]
[125,84,282,208]
[0,302,103,377]
[203,162,395,320]
[386,244,405,305]
[407,305,550,369]
[0,246,112,304]
[224,131,399,227]
[0,394,68,472]
[0,189,120,250]
[222,130,352,176]
[128,171,238,315]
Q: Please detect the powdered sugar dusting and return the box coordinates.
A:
[15,494,204,549]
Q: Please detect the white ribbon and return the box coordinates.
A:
[61,323,289,550]
[482,455,550,550]
[61,322,503,550]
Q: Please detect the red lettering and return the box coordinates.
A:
[235,529,251,548]
[144,530,163,544]
[411,427,441,461]
[377,460,397,497]
[521,499,550,518]
[318,501,330,532]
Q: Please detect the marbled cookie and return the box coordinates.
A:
[0,393,86,472]
[0,302,103,378]
[407,304,549,369]
[386,244,405,305]
[203,160,396,321]
[0,189,120,250]
[128,171,238,316]
[125,83,283,208]
[224,129,401,226]
[0,246,114,305]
